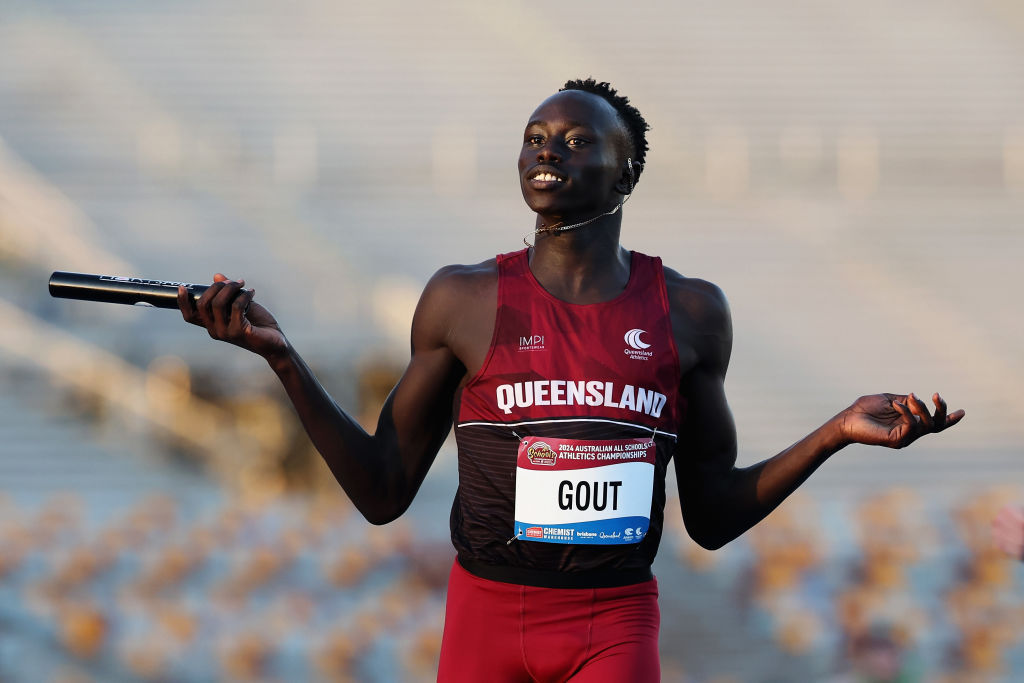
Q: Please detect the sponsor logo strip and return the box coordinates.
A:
[512,516,650,545]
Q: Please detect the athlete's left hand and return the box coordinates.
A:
[837,392,964,449]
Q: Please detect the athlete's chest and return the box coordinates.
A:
[450,291,682,380]
[460,320,679,435]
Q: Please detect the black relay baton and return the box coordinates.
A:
[49,272,211,309]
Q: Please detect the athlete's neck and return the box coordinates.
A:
[528,213,630,304]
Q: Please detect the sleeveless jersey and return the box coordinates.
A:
[452,248,684,588]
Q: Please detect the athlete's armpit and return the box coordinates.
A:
[661,268,733,380]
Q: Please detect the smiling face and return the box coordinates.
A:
[518,90,631,220]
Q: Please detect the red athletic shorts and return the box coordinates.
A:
[437,559,661,682]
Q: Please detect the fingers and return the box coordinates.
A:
[886,398,918,447]
[890,398,916,423]
[226,288,255,338]
[210,280,244,333]
[196,279,224,336]
[901,391,964,434]
[931,393,947,427]
[906,393,934,430]
[210,280,249,339]
[184,275,250,342]
[177,285,198,325]
[927,392,966,431]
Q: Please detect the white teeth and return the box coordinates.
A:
[533,173,562,182]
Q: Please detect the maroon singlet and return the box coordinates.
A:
[452,248,683,588]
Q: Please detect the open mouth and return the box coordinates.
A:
[528,169,567,189]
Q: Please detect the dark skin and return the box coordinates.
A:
[178,89,965,546]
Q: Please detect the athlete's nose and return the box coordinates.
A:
[536,141,562,163]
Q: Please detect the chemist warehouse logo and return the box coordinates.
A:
[624,328,654,361]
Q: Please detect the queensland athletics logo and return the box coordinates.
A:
[526,442,557,466]
[624,328,654,361]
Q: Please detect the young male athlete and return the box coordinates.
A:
[177,79,965,682]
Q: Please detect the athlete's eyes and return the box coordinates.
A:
[524,134,588,148]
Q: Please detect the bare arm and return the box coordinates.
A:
[669,278,965,550]
[178,269,468,524]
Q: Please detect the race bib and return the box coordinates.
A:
[512,436,655,545]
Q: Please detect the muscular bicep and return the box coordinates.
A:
[674,364,738,484]
[671,359,742,548]
[386,345,462,455]
[373,270,467,494]
[669,279,738,508]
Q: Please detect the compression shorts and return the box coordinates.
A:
[437,559,661,682]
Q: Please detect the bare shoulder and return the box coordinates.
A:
[428,259,498,294]
[661,265,732,339]
[413,259,498,365]
[420,258,498,313]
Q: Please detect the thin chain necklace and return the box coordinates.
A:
[524,160,634,247]
[524,196,630,248]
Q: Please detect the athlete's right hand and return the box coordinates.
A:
[177,273,288,359]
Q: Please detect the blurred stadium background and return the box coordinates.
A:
[1,0,1023,680]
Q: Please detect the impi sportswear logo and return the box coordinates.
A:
[518,334,545,352]
[624,328,654,360]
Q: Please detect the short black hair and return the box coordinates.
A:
[560,78,650,166]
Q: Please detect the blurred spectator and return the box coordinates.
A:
[58,602,108,659]
[746,494,822,608]
[404,623,444,681]
[827,624,915,683]
[992,504,1024,561]
[944,568,1023,677]
[773,607,824,656]
[854,489,931,591]
[944,489,1024,678]
[218,631,273,681]
[312,629,360,682]
[835,583,925,653]
[956,488,1021,588]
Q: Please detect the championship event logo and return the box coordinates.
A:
[526,441,557,466]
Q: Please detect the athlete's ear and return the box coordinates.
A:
[615,159,642,195]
